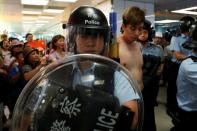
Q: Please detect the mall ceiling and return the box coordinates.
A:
[0,0,197,35]
[155,0,197,20]
[131,0,197,20]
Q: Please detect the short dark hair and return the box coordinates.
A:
[180,23,190,33]
[0,41,3,49]
[25,33,33,39]
[0,39,9,49]
[9,37,19,42]
[192,25,197,41]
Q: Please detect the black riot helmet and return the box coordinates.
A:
[143,19,151,32]
[183,24,197,50]
[179,16,195,33]
[138,19,153,42]
[65,5,110,55]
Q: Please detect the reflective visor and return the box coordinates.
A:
[65,26,110,55]
[76,27,108,38]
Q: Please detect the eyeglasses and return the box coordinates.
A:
[12,45,23,48]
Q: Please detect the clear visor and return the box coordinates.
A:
[11,54,143,131]
[65,26,109,55]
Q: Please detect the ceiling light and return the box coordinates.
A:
[22,11,42,15]
[36,20,49,23]
[43,9,64,13]
[35,23,45,26]
[181,6,197,11]
[53,0,77,2]
[172,10,197,15]
[35,24,45,27]
[22,21,35,24]
[171,6,197,15]
[155,20,179,24]
[23,25,32,29]
[22,16,37,20]
[21,0,49,5]
[39,16,54,19]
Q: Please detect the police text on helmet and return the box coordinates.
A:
[85,20,100,25]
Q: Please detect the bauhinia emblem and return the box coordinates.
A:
[50,120,71,131]
[59,96,81,118]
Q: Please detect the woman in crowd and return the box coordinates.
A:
[0,39,11,68]
[49,35,66,63]
[22,46,47,82]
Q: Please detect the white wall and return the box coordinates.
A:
[96,0,112,24]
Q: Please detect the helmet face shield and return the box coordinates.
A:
[77,27,108,37]
[66,26,110,55]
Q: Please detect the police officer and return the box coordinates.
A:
[66,6,109,56]
[138,20,164,131]
[174,24,197,131]
[167,18,193,118]
[65,5,141,130]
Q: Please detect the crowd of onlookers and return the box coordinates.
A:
[0,33,67,130]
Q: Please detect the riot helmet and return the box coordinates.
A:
[179,16,195,33]
[143,20,151,32]
[65,6,110,55]
[183,23,197,50]
[138,19,152,42]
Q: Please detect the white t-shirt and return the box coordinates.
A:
[49,50,66,62]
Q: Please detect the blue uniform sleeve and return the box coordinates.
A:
[114,71,139,105]
[170,36,181,52]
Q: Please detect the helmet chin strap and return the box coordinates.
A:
[99,44,107,56]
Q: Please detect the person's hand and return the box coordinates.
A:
[40,56,47,66]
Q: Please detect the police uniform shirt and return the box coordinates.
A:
[141,42,164,87]
[72,64,139,105]
[170,34,192,63]
[176,53,197,111]
[142,42,164,58]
